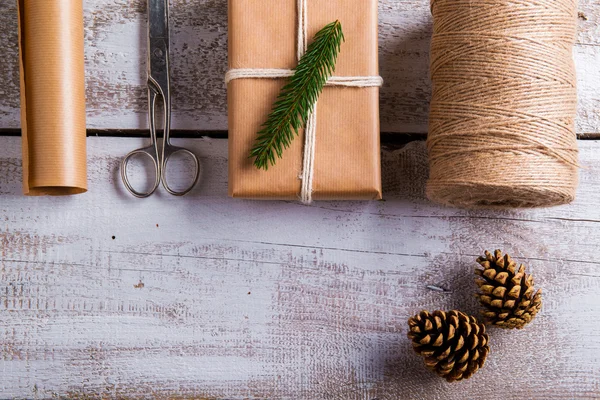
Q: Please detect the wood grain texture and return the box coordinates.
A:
[2,0,600,133]
[1,137,599,399]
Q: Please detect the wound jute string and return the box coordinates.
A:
[427,0,579,209]
[225,0,383,204]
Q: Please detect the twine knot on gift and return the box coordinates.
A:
[225,0,383,204]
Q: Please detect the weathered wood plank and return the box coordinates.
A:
[1,137,599,399]
[1,1,600,134]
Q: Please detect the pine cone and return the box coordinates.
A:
[475,250,542,329]
[407,310,490,382]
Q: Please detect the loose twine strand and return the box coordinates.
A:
[225,0,383,204]
[427,0,579,209]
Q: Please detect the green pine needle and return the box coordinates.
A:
[250,20,344,170]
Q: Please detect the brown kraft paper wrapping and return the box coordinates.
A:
[17,0,87,196]
[228,0,382,200]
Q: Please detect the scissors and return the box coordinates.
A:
[121,0,200,198]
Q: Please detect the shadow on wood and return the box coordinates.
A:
[379,15,432,133]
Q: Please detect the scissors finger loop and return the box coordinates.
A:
[161,146,201,197]
[121,147,161,198]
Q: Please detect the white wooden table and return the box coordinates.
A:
[1,1,600,399]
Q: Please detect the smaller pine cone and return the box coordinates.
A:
[475,250,542,329]
[407,310,490,382]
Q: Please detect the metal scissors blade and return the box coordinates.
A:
[120,0,200,198]
[148,0,170,101]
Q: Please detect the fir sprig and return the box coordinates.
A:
[250,20,344,170]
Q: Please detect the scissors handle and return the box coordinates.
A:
[161,144,201,196]
[120,145,161,198]
[120,89,161,198]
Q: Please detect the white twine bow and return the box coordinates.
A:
[225,0,383,204]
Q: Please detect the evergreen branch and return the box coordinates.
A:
[250,20,344,170]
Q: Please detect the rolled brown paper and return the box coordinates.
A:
[17,0,87,196]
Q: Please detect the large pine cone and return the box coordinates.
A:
[475,250,542,329]
[407,310,490,382]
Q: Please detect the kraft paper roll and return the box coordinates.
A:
[17,0,87,196]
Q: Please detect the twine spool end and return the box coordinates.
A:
[426,182,577,209]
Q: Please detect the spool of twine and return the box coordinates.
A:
[427,0,579,209]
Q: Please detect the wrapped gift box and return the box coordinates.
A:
[227,0,382,200]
